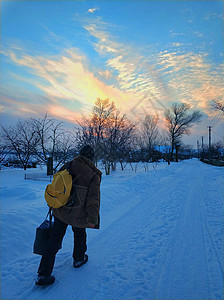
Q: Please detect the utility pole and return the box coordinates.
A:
[208,126,212,149]
[208,126,212,161]
[201,136,204,160]
[197,140,200,161]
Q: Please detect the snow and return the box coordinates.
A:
[0,159,223,300]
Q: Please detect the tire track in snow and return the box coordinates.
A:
[152,164,213,300]
[201,198,224,277]
[199,167,224,299]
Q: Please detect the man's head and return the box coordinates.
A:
[79,145,94,161]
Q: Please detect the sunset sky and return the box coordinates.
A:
[0,0,223,146]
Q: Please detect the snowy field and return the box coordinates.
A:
[0,159,223,300]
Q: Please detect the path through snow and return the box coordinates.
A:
[0,159,223,299]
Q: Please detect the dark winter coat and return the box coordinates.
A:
[52,155,102,229]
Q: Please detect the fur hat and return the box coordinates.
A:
[79,145,94,161]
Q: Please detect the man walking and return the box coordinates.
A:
[36,145,102,286]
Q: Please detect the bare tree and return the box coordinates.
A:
[212,100,224,114]
[76,98,116,163]
[164,102,202,160]
[0,143,9,168]
[157,132,172,164]
[31,114,58,163]
[1,119,39,169]
[103,110,135,174]
[31,114,73,170]
[140,114,159,160]
[75,115,96,150]
[76,98,135,174]
[202,141,224,161]
[92,98,116,143]
[52,131,75,169]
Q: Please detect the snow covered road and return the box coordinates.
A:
[0,159,223,300]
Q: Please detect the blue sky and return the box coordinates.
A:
[0,0,223,146]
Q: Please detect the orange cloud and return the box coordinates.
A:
[0,93,44,116]
[1,48,137,120]
[49,105,80,122]
[191,82,224,110]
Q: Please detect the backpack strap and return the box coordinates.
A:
[45,207,53,227]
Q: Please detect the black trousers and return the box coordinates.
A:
[38,216,87,277]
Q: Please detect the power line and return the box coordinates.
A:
[210,112,224,127]
[211,129,223,140]
[213,117,222,128]
[210,116,220,127]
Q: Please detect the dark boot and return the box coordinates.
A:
[35,275,55,286]
[73,254,88,268]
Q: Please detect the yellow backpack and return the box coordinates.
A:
[44,169,73,208]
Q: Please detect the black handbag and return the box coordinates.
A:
[33,208,53,255]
